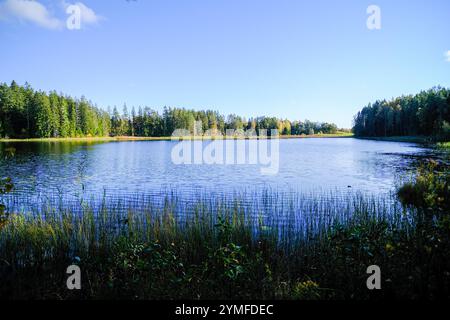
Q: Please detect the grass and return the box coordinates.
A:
[0,132,353,143]
[437,142,450,150]
[397,160,449,211]
[1,189,449,300]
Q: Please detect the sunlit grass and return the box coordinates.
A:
[437,141,450,150]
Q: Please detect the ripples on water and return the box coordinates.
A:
[2,186,412,242]
[0,138,445,217]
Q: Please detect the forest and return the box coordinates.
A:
[352,86,450,140]
[0,81,340,139]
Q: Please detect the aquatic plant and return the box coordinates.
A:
[0,189,449,300]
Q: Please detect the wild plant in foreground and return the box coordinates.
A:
[0,190,449,300]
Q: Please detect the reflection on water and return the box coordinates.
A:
[0,138,444,212]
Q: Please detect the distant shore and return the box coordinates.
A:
[354,136,435,144]
[0,132,353,143]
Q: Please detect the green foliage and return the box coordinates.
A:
[291,280,322,300]
[437,142,450,150]
[0,148,14,228]
[397,160,449,211]
[0,177,13,227]
[1,81,341,139]
[440,121,450,141]
[0,81,110,138]
[1,189,450,299]
[353,86,450,139]
[0,177,13,195]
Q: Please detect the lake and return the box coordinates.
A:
[0,138,440,212]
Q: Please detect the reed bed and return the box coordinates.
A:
[0,190,448,300]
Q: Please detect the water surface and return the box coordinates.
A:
[0,138,438,210]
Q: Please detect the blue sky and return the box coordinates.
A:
[0,0,449,128]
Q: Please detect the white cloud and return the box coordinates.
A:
[63,1,103,27]
[0,0,103,30]
[0,0,63,29]
[76,2,102,25]
[445,50,450,62]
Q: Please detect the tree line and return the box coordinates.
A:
[352,86,450,140]
[0,81,341,138]
[0,81,110,138]
[110,105,340,137]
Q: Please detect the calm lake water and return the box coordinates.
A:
[0,138,441,211]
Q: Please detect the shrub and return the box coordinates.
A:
[397,160,449,212]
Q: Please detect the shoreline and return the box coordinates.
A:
[2,135,447,149]
[354,135,436,144]
[0,132,353,143]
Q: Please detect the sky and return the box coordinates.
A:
[0,0,449,128]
